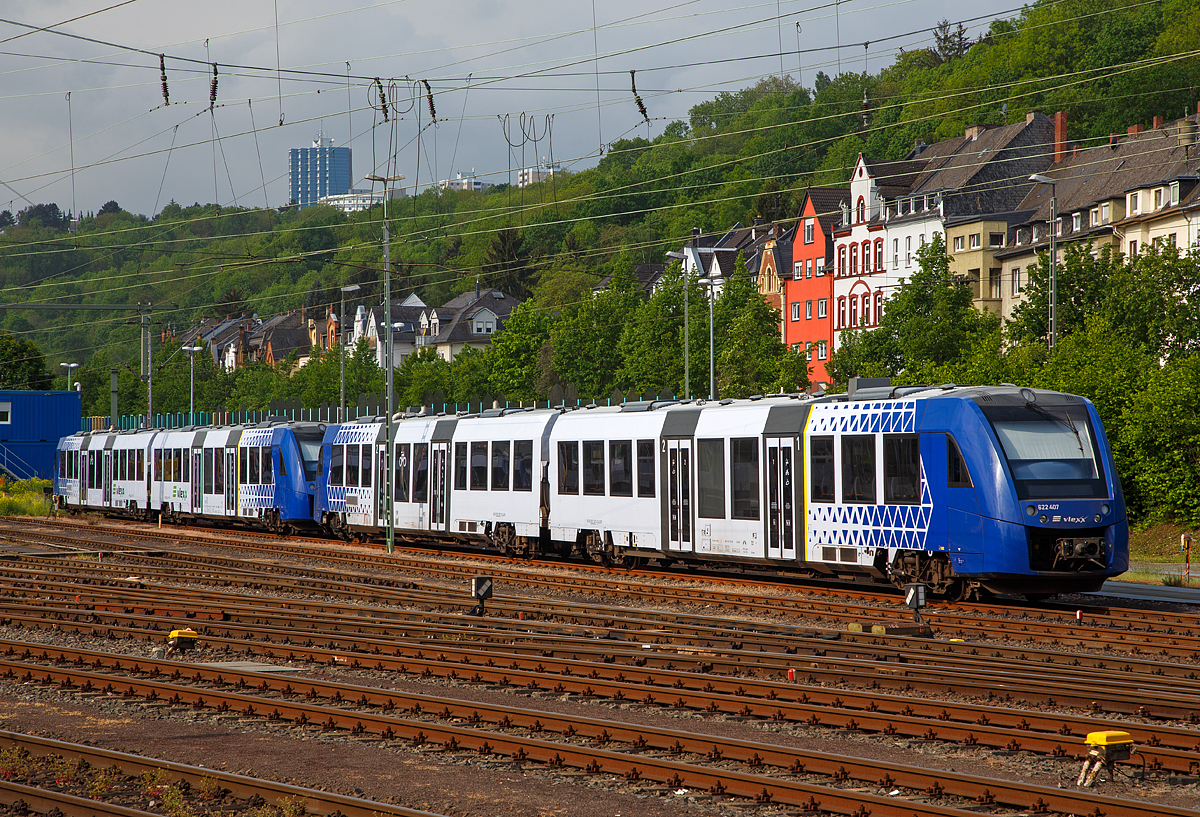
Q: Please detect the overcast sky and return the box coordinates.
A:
[1,0,1021,219]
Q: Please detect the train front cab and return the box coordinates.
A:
[931,389,1127,597]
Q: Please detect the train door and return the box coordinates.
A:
[766,437,797,560]
[377,442,388,526]
[192,450,202,513]
[665,438,692,552]
[225,449,236,513]
[429,442,450,532]
[103,450,112,507]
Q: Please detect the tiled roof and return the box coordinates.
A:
[803,187,851,233]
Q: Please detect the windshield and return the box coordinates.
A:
[980,403,1107,500]
[293,429,325,481]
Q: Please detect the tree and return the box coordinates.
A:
[481,227,534,300]
[396,347,451,408]
[97,200,121,216]
[616,264,704,396]
[827,234,997,385]
[0,330,51,389]
[0,210,13,229]
[449,346,494,403]
[550,286,644,398]
[16,203,67,230]
[488,300,553,400]
[931,19,971,64]
[1008,243,1118,347]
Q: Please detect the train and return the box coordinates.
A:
[53,384,1129,600]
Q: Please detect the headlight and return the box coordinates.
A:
[1094,514,1102,523]
[1039,514,1048,523]
[1026,505,1037,517]
[1101,504,1110,515]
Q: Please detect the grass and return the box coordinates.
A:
[0,477,51,516]
[1129,521,1197,563]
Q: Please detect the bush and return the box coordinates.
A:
[0,477,51,516]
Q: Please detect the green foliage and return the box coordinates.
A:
[0,477,52,516]
[0,329,51,389]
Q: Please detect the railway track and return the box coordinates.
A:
[7,517,1200,660]
[0,729,445,817]
[2,645,1189,817]
[2,516,1199,815]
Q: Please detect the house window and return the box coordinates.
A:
[818,299,827,319]
[850,244,858,275]
[804,218,815,243]
[838,246,846,276]
[1090,207,1099,226]
[861,294,870,325]
[905,236,912,267]
[1072,213,1081,232]
[856,197,866,223]
[1012,267,1022,296]
[806,300,813,320]
[849,296,858,327]
[804,341,812,361]
[1170,181,1180,205]
[1129,192,1139,214]
[0,401,9,424]
[1169,233,1178,247]
[817,341,827,360]
[969,233,981,249]
[874,292,883,322]
[862,241,871,272]
[806,258,813,278]
[892,238,899,268]
[1101,202,1110,224]
[1055,217,1062,237]
[815,257,824,276]
[989,269,1001,300]
[989,233,1004,248]
[837,297,846,328]
[791,302,800,322]
[874,239,883,269]
[953,236,965,252]
[1129,240,1138,257]
[1154,188,1163,209]
[794,261,803,278]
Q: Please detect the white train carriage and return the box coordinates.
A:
[449,408,557,554]
[55,434,84,508]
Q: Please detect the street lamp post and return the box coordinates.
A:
[339,284,362,423]
[365,173,405,555]
[1030,174,1058,351]
[59,362,80,392]
[182,346,204,425]
[707,277,716,400]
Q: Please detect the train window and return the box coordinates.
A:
[583,441,605,496]
[239,448,249,485]
[637,440,655,498]
[697,438,726,518]
[117,450,124,481]
[513,440,534,491]
[454,442,468,490]
[396,443,410,502]
[842,435,876,504]
[137,450,144,481]
[492,441,510,491]
[413,443,429,503]
[214,451,225,493]
[345,445,359,487]
[330,445,344,486]
[731,437,760,520]
[610,440,633,497]
[248,447,261,484]
[883,435,920,504]
[181,449,189,482]
[277,446,287,478]
[262,447,273,485]
[558,441,579,495]
[360,446,371,487]
[810,437,835,502]
[204,449,214,494]
[947,435,972,487]
[470,441,488,490]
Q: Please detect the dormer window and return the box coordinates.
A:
[1090,207,1099,226]
[1170,181,1180,205]
[1071,213,1081,232]
[1128,192,1139,214]
[1055,217,1062,237]
[1154,188,1164,209]
[856,197,866,224]
[1101,202,1110,224]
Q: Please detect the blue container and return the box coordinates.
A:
[0,390,82,479]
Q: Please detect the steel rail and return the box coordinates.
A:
[0,729,447,817]
[1,655,1189,817]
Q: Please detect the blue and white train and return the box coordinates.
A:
[55,384,1129,599]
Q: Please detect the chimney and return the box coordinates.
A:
[1127,123,1144,135]
[1026,111,1038,125]
[1153,115,1164,129]
[964,124,986,140]
[1178,119,1197,148]
[1109,133,1119,147]
[1053,111,1068,163]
